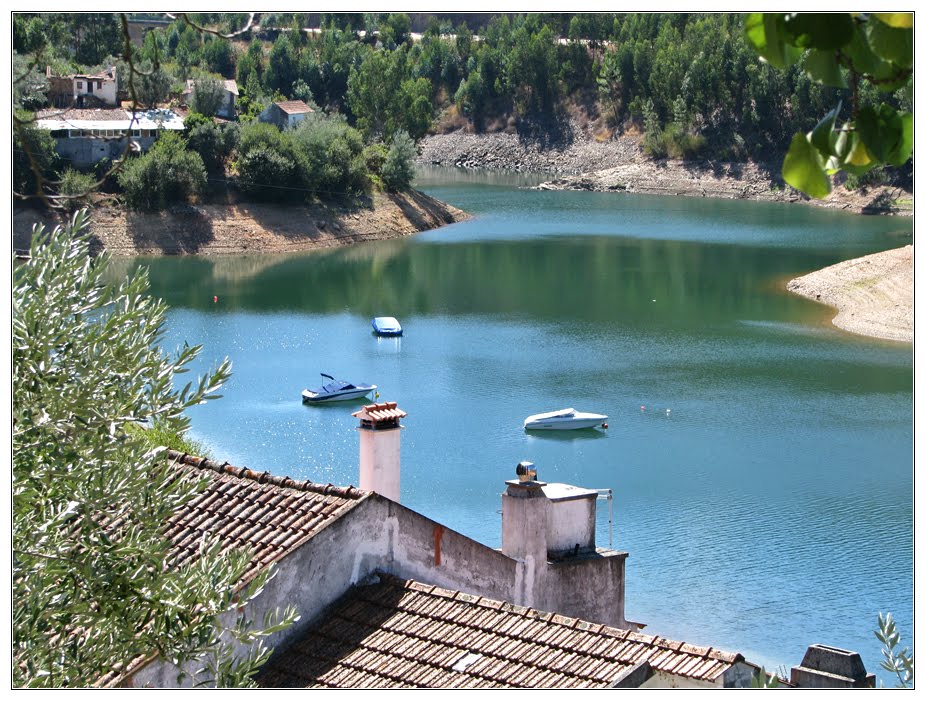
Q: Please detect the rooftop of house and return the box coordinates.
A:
[161,450,368,583]
[274,100,314,115]
[47,65,116,81]
[256,573,749,689]
[182,79,240,96]
[33,108,187,132]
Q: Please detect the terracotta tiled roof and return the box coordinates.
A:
[352,402,407,424]
[275,100,314,114]
[161,450,369,583]
[256,574,746,689]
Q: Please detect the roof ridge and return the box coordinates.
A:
[167,449,366,500]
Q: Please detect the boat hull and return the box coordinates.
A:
[523,409,608,431]
[302,386,376,403]
[524,417,606,430]
[372,317,403,336]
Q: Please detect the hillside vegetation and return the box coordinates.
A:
[13,12,913,208]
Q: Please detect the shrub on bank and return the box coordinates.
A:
[118,132,207,211]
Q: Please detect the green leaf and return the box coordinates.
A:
[892,111,914,167]
[810,104,841,157]
[856,104,912,165]
[873,12,912,29]
[804,49,848,88]
[842,26,888,75]
[841,133,875,176]
[866,16,913,68]
[745,13,801,68]
[782,132,831,199]
[782,13,855,49]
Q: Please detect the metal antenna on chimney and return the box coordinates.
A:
[594,489,613,549]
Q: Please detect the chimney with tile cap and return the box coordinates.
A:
[353,402,407,502]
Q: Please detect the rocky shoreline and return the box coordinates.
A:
[418,128,913,342]
[417,131,912,216]
[13,190,469,257]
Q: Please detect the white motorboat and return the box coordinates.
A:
[523,408,608,431]
[302,373,377,403]
[372,316,403,336]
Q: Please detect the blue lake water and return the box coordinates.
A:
[124,167,913,674]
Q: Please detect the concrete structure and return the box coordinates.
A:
[46,66,118,108]
[353,402,406,502]
[790,645,876,688]
[34,108,185,167]
[259,100,314,129]
[180,79,239,119]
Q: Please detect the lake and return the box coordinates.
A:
[122,167,913,675]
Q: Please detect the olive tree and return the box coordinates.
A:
[13,211,296,687]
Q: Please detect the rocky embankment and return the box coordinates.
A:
[417,130,912,216]
[787,245,913,343]
[13,190,469,256]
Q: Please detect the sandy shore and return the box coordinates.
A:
[787,245,913,343]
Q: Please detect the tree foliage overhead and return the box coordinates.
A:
[13,211,297,687]
[745,12,913,198]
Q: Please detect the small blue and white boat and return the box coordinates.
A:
[302,373,377,403]
[372,316,403,336]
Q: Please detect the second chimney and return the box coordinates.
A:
[353,401,407,502]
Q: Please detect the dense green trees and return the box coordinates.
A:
[13,12,912,208]
[235,116,368,201]
[13,211,296,687]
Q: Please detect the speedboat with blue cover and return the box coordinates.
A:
[372,316,403,336]
[302,373,377,403]
[523,408,608,430]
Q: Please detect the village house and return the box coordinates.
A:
[258,99,315,129]
[180,78,239,119]
[45,65,119,108]
[33,108,185,168]
[106,403,872,689]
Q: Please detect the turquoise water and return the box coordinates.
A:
[124,168,913,674]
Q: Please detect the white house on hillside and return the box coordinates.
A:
[46,65,118,108]
[34,108,185,167]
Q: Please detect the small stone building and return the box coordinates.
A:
[259,99,315,129]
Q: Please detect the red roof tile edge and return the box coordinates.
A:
[166,449,367,500]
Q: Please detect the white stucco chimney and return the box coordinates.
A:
[353,401,407,503]
[502,461,599,561]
